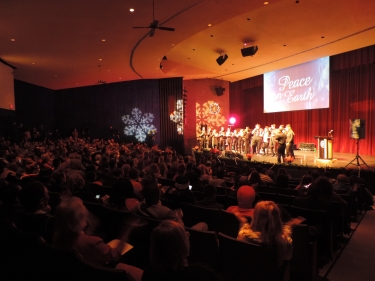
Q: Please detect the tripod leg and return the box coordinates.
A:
[357,155,370,168]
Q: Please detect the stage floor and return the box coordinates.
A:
[247,150,375,171]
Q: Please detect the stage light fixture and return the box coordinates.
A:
[216,53,228,65]
[229,117,236,125]
[241,45,258,57]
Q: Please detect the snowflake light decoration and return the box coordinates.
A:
[122,108,157,142]
[196,101,227,137]
[209,102,220,114]
[170,99,184,135]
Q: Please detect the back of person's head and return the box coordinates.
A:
[310,169,320,181]
[150,220,189,271]
[85,171,97,182]
[202,184,216,199]
[249,171,261,185]
[121,164,131,177]
[142,182,160,205]
[112,168,124,178]
[237,185,256,208]
[277,168,287,176]
[276,174,289,189]
[299,174,312,186]
[237,176,250,189]
[149,163,160,174]
[266,170,276,180]
[129,167,139,180]
[251,201,285,244]
[50,170,66,185]
[176,163,186,176]
[255,165,263,174]
[216,167,225,179]
[336,174,350,183]
[67,173,85,192]
[54,197,88,236]
[108,158,117,169]
[141,172,158,188]
[19,181,48,212]
[315,176,333,195]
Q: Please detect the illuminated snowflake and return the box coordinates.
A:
[170,99,184,135]
[196,101,227,136]
[122,108,157,142]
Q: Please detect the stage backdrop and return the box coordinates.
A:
[230,45,375,156]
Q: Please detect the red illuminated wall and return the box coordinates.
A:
[183,79,230,154]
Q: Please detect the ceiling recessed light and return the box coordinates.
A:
[210,35,213,37]
[247,18,250,21]
[32,62,35,65]
[193,49,195,51]
[172,43,175,46]
[321,36,325,38]
[264,1,269,4]
[129,8,134,12]
[283,44,286,46]
[102,39,106,42]
[99,58,102,61]
[11,38,15,41]
[208,24,212,27]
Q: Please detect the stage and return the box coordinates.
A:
[249,150,375,171]
[193,148,375,192]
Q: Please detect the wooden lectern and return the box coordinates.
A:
[314,136,333,160]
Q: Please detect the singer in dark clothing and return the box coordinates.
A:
[285,124,295,158]
[275,129,287,164]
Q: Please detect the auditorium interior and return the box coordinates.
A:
[1,1,375,280]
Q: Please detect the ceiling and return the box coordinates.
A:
[1,0,375,90]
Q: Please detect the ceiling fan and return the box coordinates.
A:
[133,0,175,37]
[97,65,106,84]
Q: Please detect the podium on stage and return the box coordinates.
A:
[314,136,333,160]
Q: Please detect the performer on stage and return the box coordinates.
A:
[225,127,232,151]
[199,127,206,150]
[206,128,212,149]
[211,129,219,149]
[232,129,239,151]
[275,127,287,164]
[262,126,270,155]
[218,127,225,151]
[285,124,295,158]
[238,129,245,153]
[251,124,262,154]
[269,124,277,157]
[243,127,251,154]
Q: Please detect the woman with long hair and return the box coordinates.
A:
[237,201,292,267]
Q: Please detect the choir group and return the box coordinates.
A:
[197,124,295,162]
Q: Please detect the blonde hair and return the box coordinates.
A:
[251,201,291,246]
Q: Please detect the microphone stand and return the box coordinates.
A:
[345,138,369,169]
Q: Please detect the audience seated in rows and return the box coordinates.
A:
[141,220,222,281]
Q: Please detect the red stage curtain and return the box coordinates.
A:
[230,45,375,155]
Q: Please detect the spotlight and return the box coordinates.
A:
[241,45,258,57]
[229,117,236,125]
[216,53,228,65]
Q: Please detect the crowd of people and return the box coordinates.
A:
[197,123,295,164]
[0,120,372,280]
